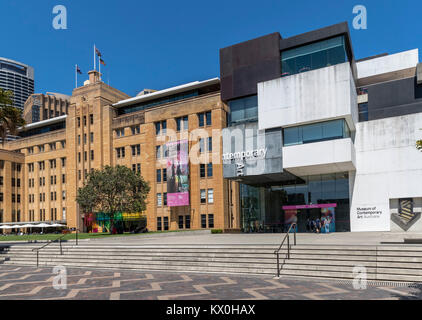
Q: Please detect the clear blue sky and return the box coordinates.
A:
[1,0,421,97]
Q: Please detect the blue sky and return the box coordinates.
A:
[1,0,421,97]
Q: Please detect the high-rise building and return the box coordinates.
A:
[0,57,34,110]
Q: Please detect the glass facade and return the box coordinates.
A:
[283,119,350,146]
[281,36,348,77]
[228,95,258,125]
[239,172,350,233]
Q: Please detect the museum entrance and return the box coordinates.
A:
[239,172,350,233]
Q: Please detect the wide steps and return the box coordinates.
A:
[3,243,422,282]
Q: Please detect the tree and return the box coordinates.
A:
[0,88,25,145]
[418,129,422,152]
[76,165,150,234]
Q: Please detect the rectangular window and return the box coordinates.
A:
[208,189,214,204]
[131,125,140,135]
[163,217,169,231]
[358,103,369,122]
[131,144,141,156]
[206,111,212,126]
[61,158,66,167]
[156,169,161,183]
[176,117,182,132]
[201,214,207,228]
[163,192,167,206]
[200,189,206,204]
[157,193,162,207]
[281,35,348,77]
[178,216,184,229]
[156,145,161,159]
[198,113,204,127]
[91,150,94,161]
[228,95,258,125]
[200,164,206,178]
[283,119,350,146]
[163,168,167,182]
[157,217,162,231]
[208,137,212,152]
[208,214,214,228]
[199,138,204,153]
[155,121,166,135]
[90,132,94,143]
[207,163,213,177]
[90,114,93,125]
[185,215,191,229]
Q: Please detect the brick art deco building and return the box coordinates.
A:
[0,70,234,232]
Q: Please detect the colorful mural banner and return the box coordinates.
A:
[321,207,335,233]
[167,140,190,206]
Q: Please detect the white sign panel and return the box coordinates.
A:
[350,204,390,232]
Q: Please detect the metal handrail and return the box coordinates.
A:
[274,223,297,277]
[32,234,67,267]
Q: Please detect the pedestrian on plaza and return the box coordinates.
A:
[315,218,321,233]
[306,218,311,232]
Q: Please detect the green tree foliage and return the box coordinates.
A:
[76,165,150,233]
[417,139,422,151]
[0,88,25,145]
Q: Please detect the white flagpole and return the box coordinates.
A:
[99,57,101,80]
[75,64,77,88]
[94,45,96,71]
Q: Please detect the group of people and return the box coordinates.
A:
[306,218,329,233]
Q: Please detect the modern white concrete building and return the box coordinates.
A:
[220,22,422,233]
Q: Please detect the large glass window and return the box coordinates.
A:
[358,103,369,122]
[283,119,350,146]
[281,36,348,77]
[228,95,258,125]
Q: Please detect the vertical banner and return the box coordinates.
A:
[167,140,190,206]
[321,207,335,233]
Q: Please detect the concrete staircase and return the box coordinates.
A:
[2,243,422,282]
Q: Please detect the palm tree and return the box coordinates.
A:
[0,88,25,145]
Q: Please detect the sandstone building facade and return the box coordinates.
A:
[0,71,238,232]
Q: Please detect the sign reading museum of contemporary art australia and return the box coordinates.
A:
[350,204,390,232]
[167,140,189,207]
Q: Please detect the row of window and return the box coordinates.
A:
[283,119,351,146]
[116,144,141,159]
[27,141,66,154]
[156,214,214,230]
[77,114,94,127]
[27,191,66,203]
[78,150,95,162]
[28,208,66,222]
[155,111,212,135]
[115,125,141,138]
[29,158,66,172]
[0,177,21,187]
[78,132,94,145]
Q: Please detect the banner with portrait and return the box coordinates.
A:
[167,140,190,206]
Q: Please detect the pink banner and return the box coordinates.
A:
[282,203,337,210]
[168,192,189,207]
[167,140,190,207]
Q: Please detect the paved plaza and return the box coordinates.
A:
[0,265,420,300]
